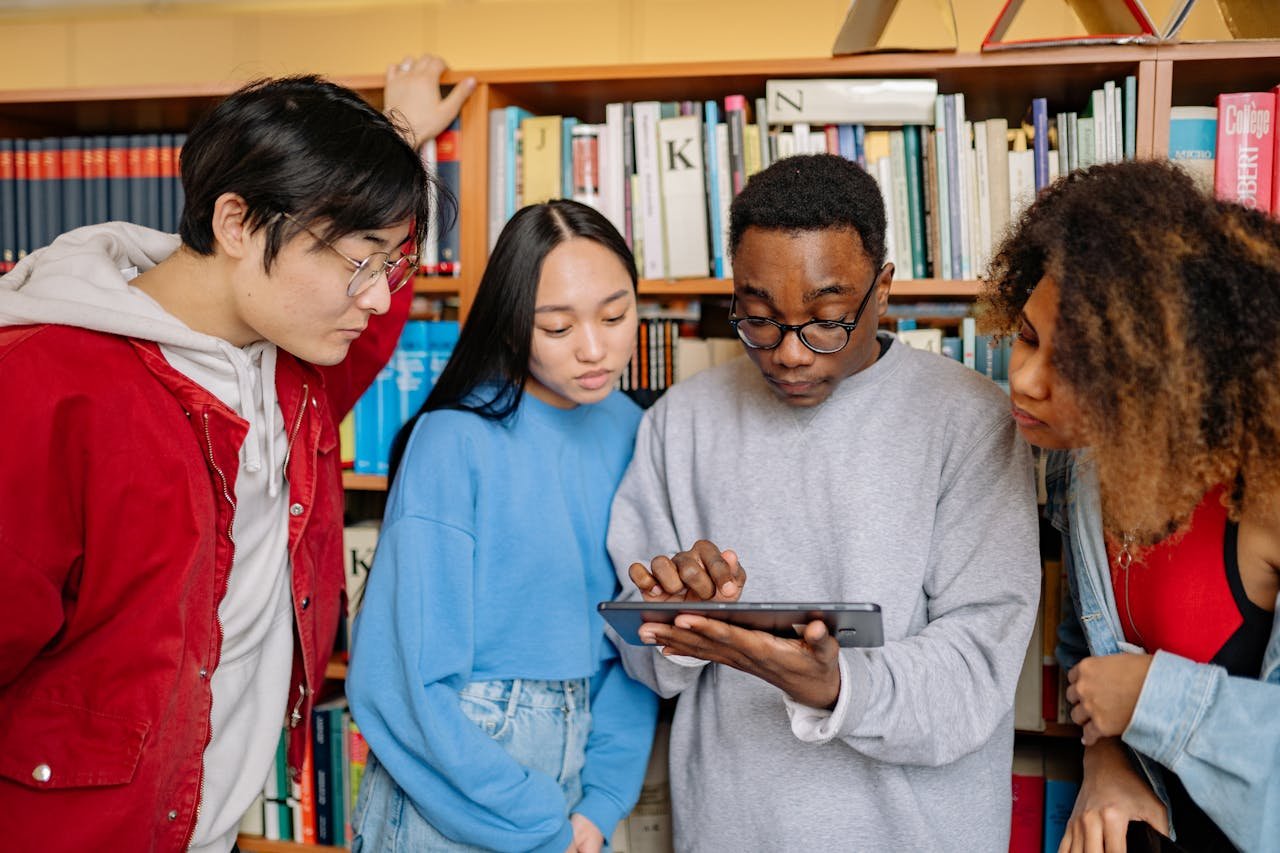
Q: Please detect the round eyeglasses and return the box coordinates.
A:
[728,266,885,355]
[281,212,419,297]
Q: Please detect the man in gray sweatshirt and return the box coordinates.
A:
[607,154,1040,852]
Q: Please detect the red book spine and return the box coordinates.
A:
[1273,86,1280,216]
[1010,772,1045,853]
[1214,92,1276,214]
[299,732,317,843]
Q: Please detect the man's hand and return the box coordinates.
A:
[1066,654,1152,746]
[628,539,746,603]
[569,814,604,853]
[639,615,842,709]
[383,54,476,150]
[1059,737,1169,853]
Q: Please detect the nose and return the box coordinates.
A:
[354,269,393,316]
[771,328,816,369]
[1009,344,1048,401]
[576,322,607,363]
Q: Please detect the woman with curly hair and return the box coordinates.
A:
[980,159,1280,853]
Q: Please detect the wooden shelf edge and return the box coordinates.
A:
[414,276,461,296]
[325,658,348,680]
[236,835,343,853]
[1017,722,1083,739]
[342,472,387,491]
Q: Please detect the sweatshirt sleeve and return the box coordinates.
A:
[346,425,574,853]
[606,408,709,698]
[573,637,659,838]
[1122,646,1280,852]
[790,415,1041,767]
[314,283,412,424]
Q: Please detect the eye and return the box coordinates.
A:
[539,326,571,338]
[603,312,628,324]
[1014,324,1038,346]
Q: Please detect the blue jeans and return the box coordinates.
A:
[351,678,594,852]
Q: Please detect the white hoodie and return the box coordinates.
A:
[2,223,296,853]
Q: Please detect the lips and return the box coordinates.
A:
[1010,403,1046,428]
[576,369,613,390]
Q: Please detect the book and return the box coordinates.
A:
[633,101,665,280]
[764,78,938,126]
[1168,106,1217,195]
[1011,743,1045,853]
[520,114,563,206]
[1214,91,1275,213]
[435,119,462,276]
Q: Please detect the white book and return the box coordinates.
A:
[808,132,828,154]
[888,130,913,280]
[985,118,1011,247]
[954,107,972,280]
[961,315,976,369]
[674,337,713,382]
[1109,81,1123,161]
[344,521,380,618]
[487,108,507,252]
[875,157,898,276]
[897,327,943,353]
[656,115,710,279]
[1014,588,1046,732]
[632,101,665,280]
[1103,80,1117,162]
[603,103,627,237]
[715,123,734,279]
[791,122,811,152]
[1008,149,1036,221]
[964,138,979,280]
[420,138,439,274]
[765,77,938,125]
[776,131,796,159]
[1090,90,1107,164]
[974,121,993,275]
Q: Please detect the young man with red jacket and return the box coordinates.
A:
[0,58,470,852]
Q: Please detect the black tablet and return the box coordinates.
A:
[598,601,883,648]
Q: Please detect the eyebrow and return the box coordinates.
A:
[736,282,858,305]
[535,288,631,314]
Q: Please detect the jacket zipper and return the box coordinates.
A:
[282,383,309,472]
[186,411,238,849]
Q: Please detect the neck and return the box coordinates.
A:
[131,247,260,347]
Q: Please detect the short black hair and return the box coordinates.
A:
[178,75,438,270]
[728,153,886,267]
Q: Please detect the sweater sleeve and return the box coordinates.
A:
[1123,645,1280,852]
[606,408,709,698]
[314,284,412,424]
[346,424,574,853]
[573,637,659,838]
[799,416,1041,766]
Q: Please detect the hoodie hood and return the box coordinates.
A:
[0,223,284,494]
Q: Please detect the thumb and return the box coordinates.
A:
[721,548,746,584]
[804,620,838,660]
[443,77,476,115]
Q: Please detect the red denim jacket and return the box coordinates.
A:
[0,287,409,852]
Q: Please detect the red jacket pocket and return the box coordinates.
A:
[0,697,149,789]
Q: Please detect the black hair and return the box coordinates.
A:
[728,153,886,266]
[178,75,443,268]
[386,199,637,485]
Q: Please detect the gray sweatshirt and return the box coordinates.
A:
[607,336,1040,852]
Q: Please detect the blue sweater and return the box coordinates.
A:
[348,389,657,853]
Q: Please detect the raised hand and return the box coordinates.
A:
[383,54,476,150]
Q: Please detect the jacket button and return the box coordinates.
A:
[167,810,178,821]
[289,503,304,516]
[199,667,208,679]
[32,764,51,783]
[300,597,310,610]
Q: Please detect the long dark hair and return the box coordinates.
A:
[387,199,637,485]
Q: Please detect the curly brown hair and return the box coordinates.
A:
[980,159,1280,543]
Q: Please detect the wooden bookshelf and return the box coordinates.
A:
[342,472,388,491]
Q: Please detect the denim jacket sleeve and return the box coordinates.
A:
[1045,449,1090,672]
[1123,611,1280,853]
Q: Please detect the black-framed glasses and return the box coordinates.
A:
[729,265,885,355]
[280,212,418,298]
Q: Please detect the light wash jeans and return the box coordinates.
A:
[351,677,594,853]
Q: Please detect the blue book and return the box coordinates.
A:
[436,119,461,277]
[128,134,147,226]
[14,139,29,261]
[89,135,109,225]
[943,95,962,279]
[1032,98,1050,191]
[27,139,45,253]
[173,134,187,226]
[59,137,84,233]
[159,134,175,232]
[354,360,395,475]
[903,126,927,279]
[107,135,130,221]
[394,321,431,427]
[703,100,725,278]
[41,137,61,246]
[1,139,15,270]
[853,124,866,169]
[1123,75,1137,160]
[427,320,460,391]
[1043,778,1080,853]
[560,116,578,199]
[144,133,162,230]
[1168,107,1217,193]
[836,124,855,161]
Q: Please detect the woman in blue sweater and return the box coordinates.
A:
[347,200,658,853]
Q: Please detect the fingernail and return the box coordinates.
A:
[721,582,737,595]
[639,630,656,644]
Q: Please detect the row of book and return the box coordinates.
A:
[0,134,186,271]
[484,75,1138,285]
[237,699,367,846]
[1169,84,1280,213]
[1012,739,1084,853]
[348,319,460,476]
[1014,557,1072,734]
[418,119,463,276]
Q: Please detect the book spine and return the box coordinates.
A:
[902,126,927,279]
[26,139,45,253]
[127,134,145,226]
[42,138,61,244]
[1032,98,1050,191]
[1214,91,1276,214]
[0,139,14,271]
[436,119,462,276]
[703,101,724,279]
[943,95,962,278]
[60,136,84,233]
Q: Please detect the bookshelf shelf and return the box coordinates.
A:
[236,836,343,853]
[1018,722,1083,739]
[636,279,982,299]
[342,472,388,491]
[413,276,461,295]
[325,658,348,680]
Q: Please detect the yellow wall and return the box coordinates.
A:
[0,0,1035,92]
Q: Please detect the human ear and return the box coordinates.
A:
[209,192,254,261]
[873,262,895,319]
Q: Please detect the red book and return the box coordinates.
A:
[1214,92,1276,214]
[1010,771,1045,853]
[299,731,317,843]
[1273,86,1280,216]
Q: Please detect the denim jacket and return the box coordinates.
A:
[1045,450,1280,853]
